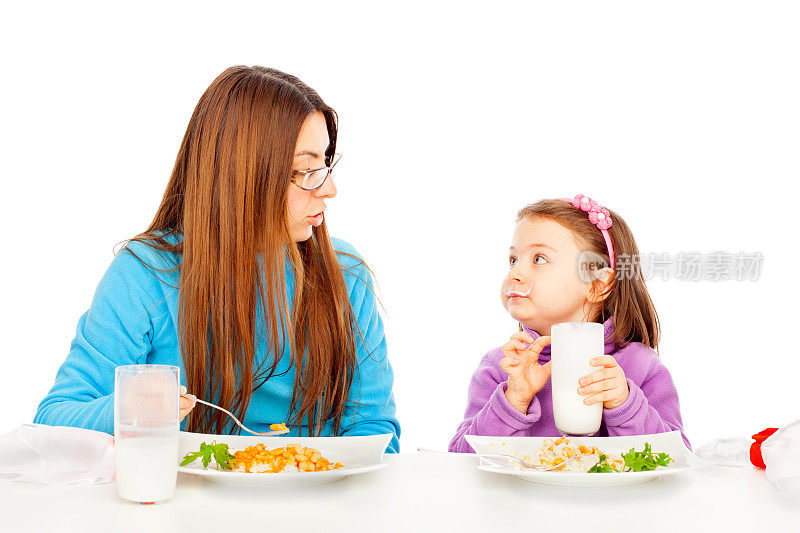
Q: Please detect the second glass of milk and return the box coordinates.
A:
[114,364,180,504]
[550,322,604,436]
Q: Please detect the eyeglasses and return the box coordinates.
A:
[289,153,341,191]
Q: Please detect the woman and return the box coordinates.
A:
[34,66,400,451]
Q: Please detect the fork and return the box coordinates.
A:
[181,394,291,437]
[416,447,570,471]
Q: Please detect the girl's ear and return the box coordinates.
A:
[586,267,615,304]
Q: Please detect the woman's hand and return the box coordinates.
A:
[180,386,197,422]
[578,355,629,409]
[500,333,552,414]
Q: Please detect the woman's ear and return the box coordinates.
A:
[586,267,615,304]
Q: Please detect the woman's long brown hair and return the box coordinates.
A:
[517,199,661,351]
[121,66,359,435]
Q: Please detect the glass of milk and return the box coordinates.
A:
[550,322,604,436]
[114,364,180,504]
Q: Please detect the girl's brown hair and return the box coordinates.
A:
[517,199,660,350]
[122,66,360,435]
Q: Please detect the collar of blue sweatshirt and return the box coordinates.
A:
[520,316,616,363]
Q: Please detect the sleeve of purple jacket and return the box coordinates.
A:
[448,353,543,453]
[602,358,691,450]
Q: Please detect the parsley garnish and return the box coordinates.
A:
[588,442,673,473]
[621,442,673,471]
[180,441,236,470]
[587,454,619,473]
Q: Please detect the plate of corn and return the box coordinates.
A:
[177,431,391,487]
[466,431,708,486]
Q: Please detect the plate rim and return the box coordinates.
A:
[177,460,388,479]
[177,432,393,482]
[466,430,704,481]
[476,462,692,478]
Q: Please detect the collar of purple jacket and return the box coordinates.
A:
[520,316,617,362]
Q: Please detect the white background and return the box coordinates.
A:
[1,1,798,452]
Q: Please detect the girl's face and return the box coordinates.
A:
[287,111,337,242]
[501,216,597,335]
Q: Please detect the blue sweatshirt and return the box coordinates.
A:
[34,233,400,452]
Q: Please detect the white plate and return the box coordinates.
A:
[466,431,709,487]
[178,432,392,487]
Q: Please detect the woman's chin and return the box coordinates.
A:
[291,225,314,242]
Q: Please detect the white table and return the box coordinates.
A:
[2,454,797,532]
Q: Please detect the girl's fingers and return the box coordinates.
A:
[502,339,528,356]
[500,357,521,375]
[583,389,620,405]
[509,339,529,352]
[503,335,551,362]
[521,335,552,364]
[578,377,618,396]
[528,335,552,353]
[501,332,552,377]
[579,367,617,386]
[590,355,618,368]
[510,331,536,345]
[503,342,538,365]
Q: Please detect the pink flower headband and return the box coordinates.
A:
[562,194,615,270]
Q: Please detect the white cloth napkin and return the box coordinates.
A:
[0,423,115,485]
[695,436,753,467]
[762,420,800,492]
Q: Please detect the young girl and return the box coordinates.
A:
[34,66,399,451]
[449,195,688,452]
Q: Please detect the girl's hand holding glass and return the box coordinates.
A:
[499,332,552,414]
[578,355,629,409]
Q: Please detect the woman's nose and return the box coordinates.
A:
[316,175,337,199]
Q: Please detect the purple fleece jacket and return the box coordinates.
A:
[449,318,690,452]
